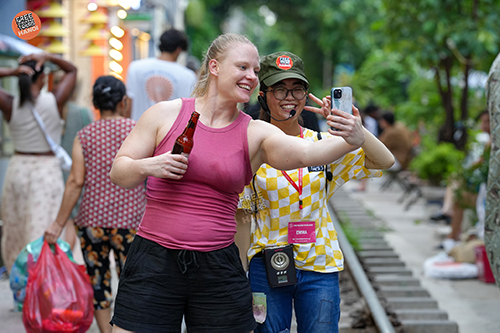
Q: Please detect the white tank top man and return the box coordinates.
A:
[126,28,197,121]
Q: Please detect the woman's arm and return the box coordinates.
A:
[305,93,394,169]
[249,114,363,173]
[248,92,366,172]
[19,53,77,116]
[234,210,252,271]
[110,100,189,189]
[44,136,85,244]
[361,129,395,169]
[0,65,35,121]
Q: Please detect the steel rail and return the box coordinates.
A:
[328,201,395,333]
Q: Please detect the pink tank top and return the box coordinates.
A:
[137,98,253,251]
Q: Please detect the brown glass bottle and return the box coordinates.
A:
[171,111,200,157]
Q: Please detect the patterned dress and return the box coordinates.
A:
[75,118,146,310]
[1,92,64,274]
[76,118,145,229]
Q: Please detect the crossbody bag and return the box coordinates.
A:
[30,107,72,171]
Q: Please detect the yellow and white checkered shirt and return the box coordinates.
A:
[238,128,382,273]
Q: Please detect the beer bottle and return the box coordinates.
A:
[171,111,200,157]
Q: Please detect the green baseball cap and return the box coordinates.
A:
[259,51,309,87]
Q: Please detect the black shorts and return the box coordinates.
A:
[111,235,257,333]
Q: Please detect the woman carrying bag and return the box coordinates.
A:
[0,52,76,274]
[44,76,146,333]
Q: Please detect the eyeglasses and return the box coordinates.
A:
[266,87,307,100]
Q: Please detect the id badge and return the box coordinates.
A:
[288,221,316,244]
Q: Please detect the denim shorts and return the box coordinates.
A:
[111,235,257,333]
[249,256,340,333]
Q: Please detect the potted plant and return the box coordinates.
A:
[410,138,465,186]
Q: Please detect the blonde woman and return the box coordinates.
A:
[109,34,372,333]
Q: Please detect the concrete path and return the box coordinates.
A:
[342,176,500,333]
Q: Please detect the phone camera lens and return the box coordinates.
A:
[333,89,342,99]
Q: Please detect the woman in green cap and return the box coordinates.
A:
[237,51,394,332]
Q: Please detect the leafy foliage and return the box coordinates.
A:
[451,142,490,209]
[185,0,221,60]
[336,212,362,252]
[183,0,498,152]
[350,50,414,109]
[380,0,500,147]
[395,75,446,133]
[410,137,465,185]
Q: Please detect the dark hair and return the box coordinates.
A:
[381,111,395,125]
[475,109,489,122]
[18,60,45,106]
[92,76,126,112]
[159,29,188,53]
[258,82,271,122]
[364,104,380,116]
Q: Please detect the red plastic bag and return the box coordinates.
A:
[22,241,94,333]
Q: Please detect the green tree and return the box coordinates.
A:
[249,0,386,93]
[381,0,500,149]
[185,0,223,60]
[187,0,386,94]
[350,50,415,109]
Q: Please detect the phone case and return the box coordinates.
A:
[331,86,353,114]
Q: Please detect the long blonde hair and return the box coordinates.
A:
[192,33,256,97]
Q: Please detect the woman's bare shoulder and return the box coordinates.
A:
[137,98,183,127]
[145,99,183,118]
[139,98,185,142]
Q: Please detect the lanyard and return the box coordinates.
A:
[281,127,304,210]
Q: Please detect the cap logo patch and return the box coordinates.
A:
[276,55,293,70]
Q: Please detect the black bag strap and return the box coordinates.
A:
[251,174,260,221]
[316,132,333,193]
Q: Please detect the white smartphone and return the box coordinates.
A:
[330,86,353,130]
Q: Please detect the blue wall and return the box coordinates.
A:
[0,1,27,37]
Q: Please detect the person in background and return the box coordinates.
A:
[55,72,94,254]
[107,33,371,333]
[236,51,394,332]
[44,76,146,333]
[186,54,201,75]
[0,52,76,274]
[356,103,382,191]
[378,111,413,172]
[126,28,197,121]
[433,110,491,251]
[363,103,381,137]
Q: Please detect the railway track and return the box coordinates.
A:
[329,189,459,333]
